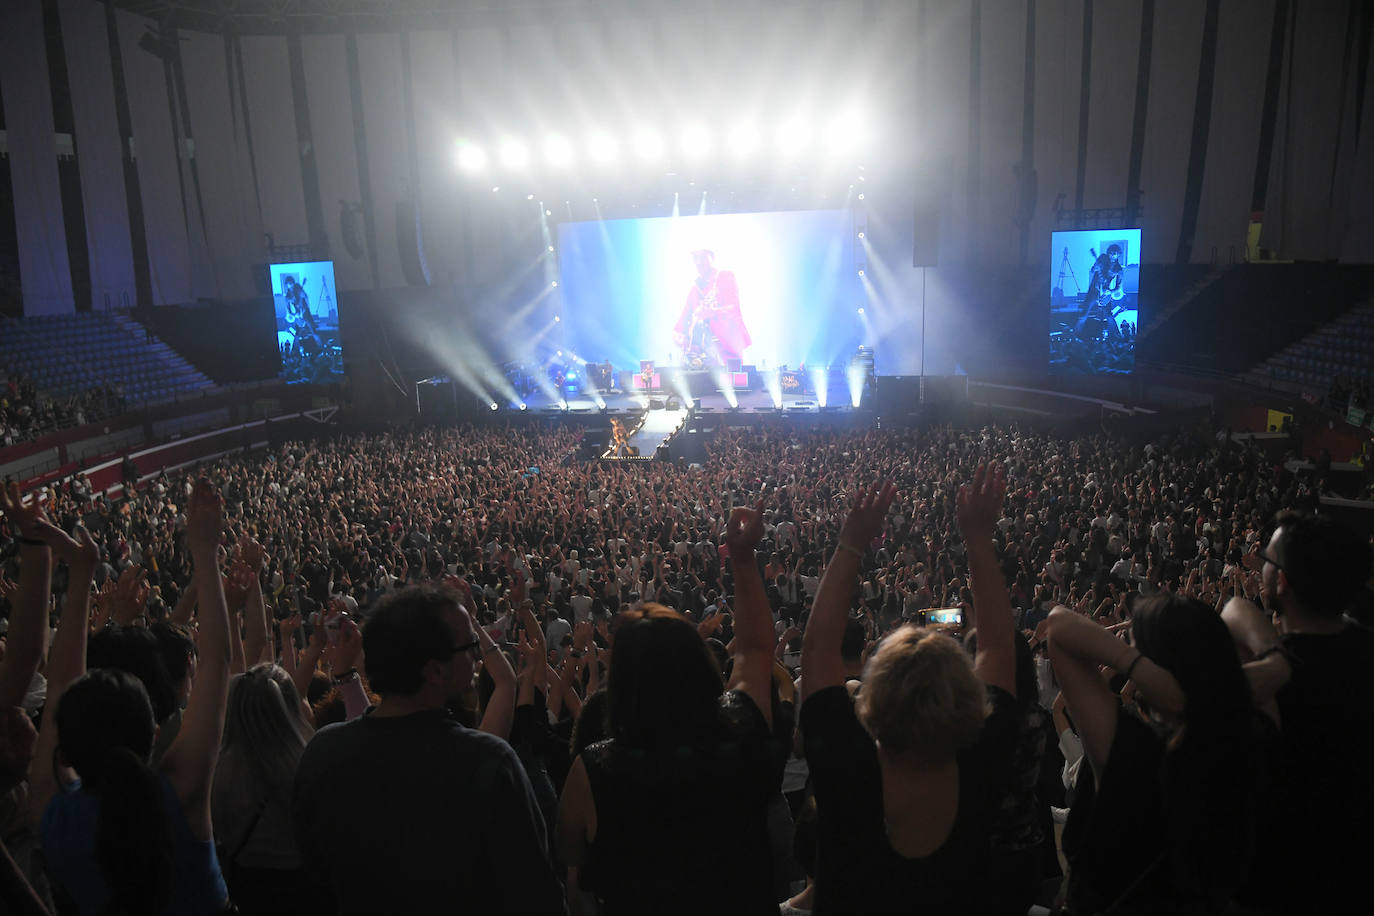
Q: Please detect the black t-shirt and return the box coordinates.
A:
[800,683,1019,914]
[1249,623,1374,911]
[579,690,778,916]
[292,709,565,915]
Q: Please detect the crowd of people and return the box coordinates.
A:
[1,375,126,447]
[0,416,1370,914]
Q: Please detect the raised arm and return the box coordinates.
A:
[26,517,99,822]
[0,484,53,708]
[801,482,896,697]
[956,463,1016,697]
[160,480,232,842]
[1045,605,1184,780]
[724,503,774,728]
[1221,595,1289,720]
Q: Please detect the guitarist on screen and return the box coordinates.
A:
[672,249,751,370]
[1075,244,1126,339]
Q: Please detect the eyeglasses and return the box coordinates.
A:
[452,639,481,659]
[1256,547,1284,571]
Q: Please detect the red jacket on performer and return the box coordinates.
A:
[674,268,752,359]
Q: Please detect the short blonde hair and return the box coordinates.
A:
[856,626,987,758]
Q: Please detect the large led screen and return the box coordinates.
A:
[270,260,343,384]
[1049,229,1140,374]
[556,210,866,373]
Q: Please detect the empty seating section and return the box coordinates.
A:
[1147,264,1374,375]
[1251,303,1374,393]
[0,312,215,407]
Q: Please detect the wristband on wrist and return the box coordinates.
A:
[1122,652,1145,681]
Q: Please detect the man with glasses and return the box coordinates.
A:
[292,585,565,914]
[1222,512,1374,914]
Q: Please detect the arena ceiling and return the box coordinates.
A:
[105,0,871,34]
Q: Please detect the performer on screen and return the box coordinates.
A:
[672,249,751,370]
[1076,244,1126,340]
[283,276,321,356]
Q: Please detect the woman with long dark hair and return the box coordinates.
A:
[1047,592,1256,913]
[28,480,234,914]
[557,504,780,915]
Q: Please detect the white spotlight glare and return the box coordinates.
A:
[588,132,620,164]
[775,119,808,156]
[857,306,865,314]
[632,127,666,162]
[857,231,865,239]
[680,124,712,160]
[554,313,561,319]
[727,122,760,158]
[551,282,559,289]
[858,270,865,278]
[498,137,530,170]
[518,403,528,411]
[543,134,574,167]
[456,142,487,173]
[826,110,866,159]
[548,245,555,252]
[489,402,499,411]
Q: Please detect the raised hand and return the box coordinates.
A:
[725,502,766,553]
[239,535,266,573]
[30,522,99,569]
[186,479,224,557]
[838,481,897,553]
[112,565,150,627]
[0,482,44,538]
[279,613,302,639]
[956,462,1006,541]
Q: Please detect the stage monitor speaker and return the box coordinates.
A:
[874,376,923,415]
[649,398,665,410]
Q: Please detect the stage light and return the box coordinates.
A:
[588,132,619,164]
[727,123,760,157]
[489,402,499,411]
[498,138,530,170]
[551,282,558,289]
[545,209,553,217]
[492,186,500,193]
[527,193,535,200]
[680,124,711,160]
[857,231,865,239]
[554,314,560,320]
[632,127,666,162]
[457,142,487,172]
[543,134,574,167]
[827,110,866,158]
[595,398,606,410]
[519,403,528,411]
[548,245,555,252]
[775,119,808,156]
[857,270,865,278]
[858,193,865,201]
[857,307,865,314]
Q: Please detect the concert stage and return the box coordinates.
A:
[513,385,852,416]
